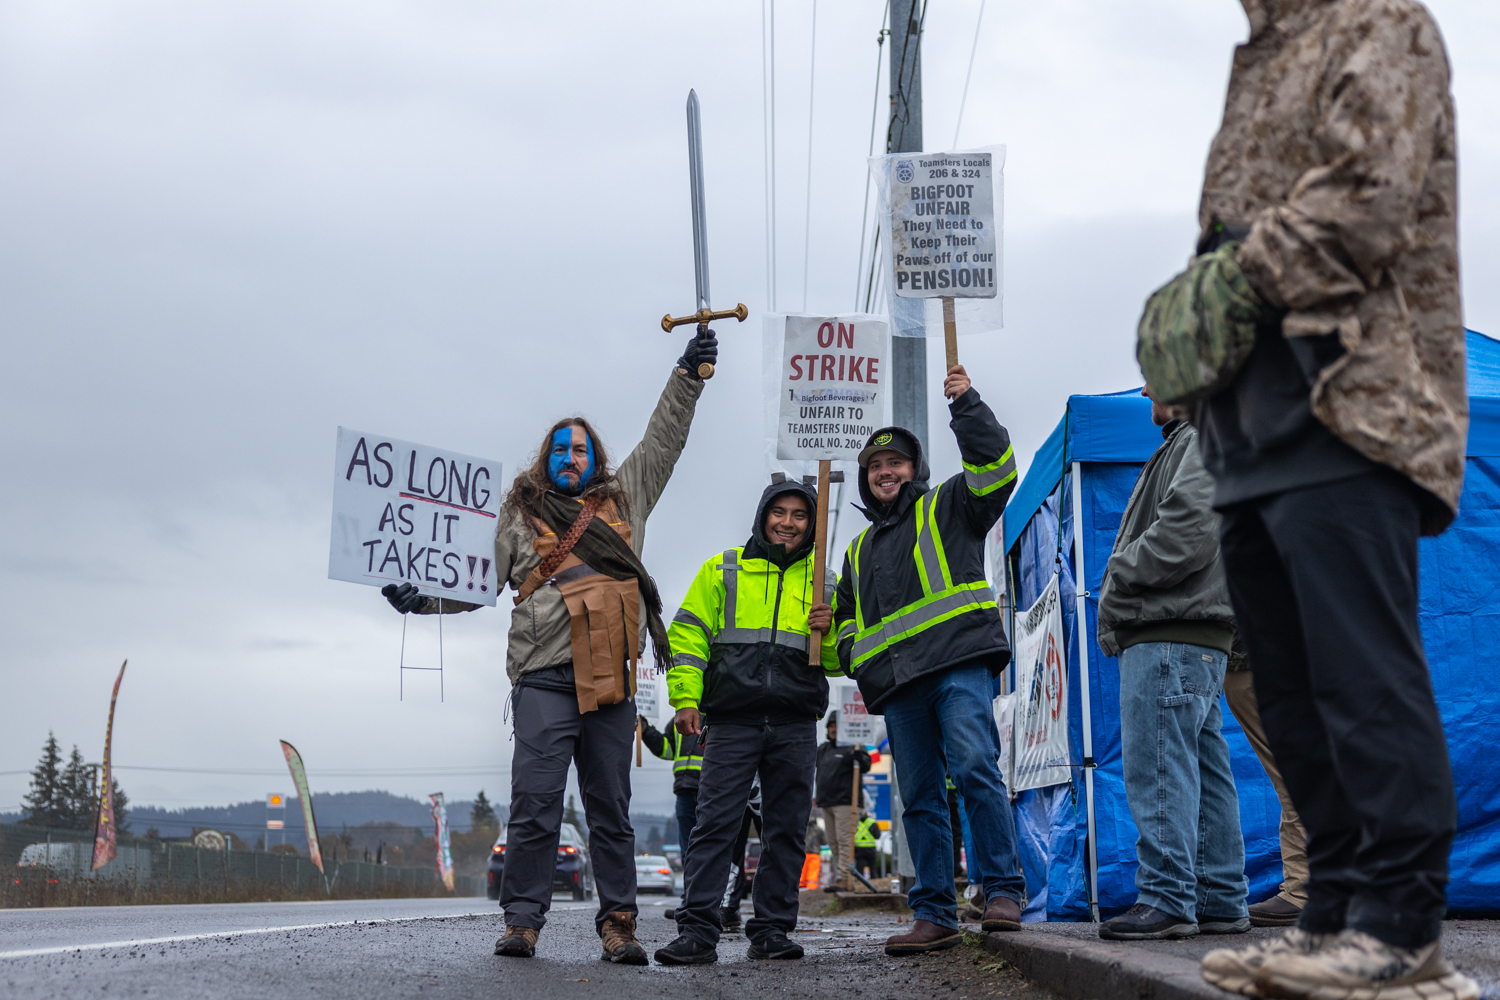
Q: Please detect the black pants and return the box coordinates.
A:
[855,846,878,877]
[1217,468,1456,948]
[677,721,814,947]
[503,685,637,932]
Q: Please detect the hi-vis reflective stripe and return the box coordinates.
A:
[913,485,952,594]
[851,581,997,668]
[672,652,707,670]
[715,627,809,652]
[962,445,1017,496]
[718,549,740,627]
[673,755,702,774]
[673,607,711,639]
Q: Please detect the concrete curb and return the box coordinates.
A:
[976,930,1230,1000]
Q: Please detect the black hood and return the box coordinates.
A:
[857,425,931,523]
[744,479,819,568]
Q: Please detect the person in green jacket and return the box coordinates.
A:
[854,813,880,879]
[638,716,703,854]
[653,478,841,965]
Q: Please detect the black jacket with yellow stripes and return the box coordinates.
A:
[833,388,1017,712]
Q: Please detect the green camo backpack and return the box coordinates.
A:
[1136,241,1265,405]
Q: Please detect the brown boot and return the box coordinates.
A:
[494,925,539,958]
[885,919,963,956]
[599,911,648,965]
[981,895,1022,933]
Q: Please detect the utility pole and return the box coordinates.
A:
[887,0,926,454]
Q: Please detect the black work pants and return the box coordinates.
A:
[1217,468,1456,948]
[677,721,814,947]
[503,685,637,932]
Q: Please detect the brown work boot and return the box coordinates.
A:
[494,924,539,958]
[885,919,963,956]
[980,895,1022,933]
[599,911,648,965]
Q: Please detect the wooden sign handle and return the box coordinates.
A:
[636,717,643,767]
[942,296,959,371]
[808,460,832,666]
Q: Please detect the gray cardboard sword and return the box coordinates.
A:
[660,89,747,379]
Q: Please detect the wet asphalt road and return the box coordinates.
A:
[0,893,1051,1000]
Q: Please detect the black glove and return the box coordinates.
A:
[382,583,425,614]
[678,327,718,378]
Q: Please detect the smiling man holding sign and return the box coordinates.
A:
[832,363,1024,956]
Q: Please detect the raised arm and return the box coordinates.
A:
[614,366,707,535]
[943,374,1017,534]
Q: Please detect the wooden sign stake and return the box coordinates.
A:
[808,460,832,665]
[943,296,959,370]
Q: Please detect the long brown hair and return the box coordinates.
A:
[503,417,629,520]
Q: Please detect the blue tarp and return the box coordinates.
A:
[1004,330,1500,918]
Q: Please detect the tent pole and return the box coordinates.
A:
[1071,461,1100,922]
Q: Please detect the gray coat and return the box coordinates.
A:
[1096,422,1234,658]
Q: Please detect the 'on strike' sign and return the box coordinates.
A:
[776,315,890,463]
[327,427,503,607]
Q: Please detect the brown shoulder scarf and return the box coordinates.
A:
[533,492,672,674]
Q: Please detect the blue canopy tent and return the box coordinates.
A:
[1000,330,1500,920]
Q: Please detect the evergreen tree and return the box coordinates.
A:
[110,778,131,836]
[470,790,497,831]
[60,745,93,831]
[21,733,64,827]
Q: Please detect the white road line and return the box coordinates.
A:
[0,910,503,961]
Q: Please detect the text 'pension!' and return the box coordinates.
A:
[889,152,998,299]
[777,315,890,463]
[328,428,504,607]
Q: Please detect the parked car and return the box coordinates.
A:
[634,854,678,895]
[487,823,594,902]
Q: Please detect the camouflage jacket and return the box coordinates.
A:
[1200,0,1466,533]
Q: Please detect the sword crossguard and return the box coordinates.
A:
[661,304,748,380]
[660,303,748,334]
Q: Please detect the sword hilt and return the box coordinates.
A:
[661,304,747,380]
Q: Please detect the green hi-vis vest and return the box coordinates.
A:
[855,816,880,847]
[842,482,998,672]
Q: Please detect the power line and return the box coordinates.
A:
[953,0,989,148]
[800,0,819,313]
[762,0,778,312]
[854,10,889,310]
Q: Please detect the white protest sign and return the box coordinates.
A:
[635,663,661,721]
[328,427,503,607]
[833,682,878,746]
[994,691,1016,794]
[1011,574,1071,791]
[889,151,998,299]
[776,315,889,462]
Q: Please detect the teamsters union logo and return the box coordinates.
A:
[895,160,914,184]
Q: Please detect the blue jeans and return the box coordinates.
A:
[884,664,1025,928]
[1118,641,1247,922]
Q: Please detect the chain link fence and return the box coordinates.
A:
[1,823,481,908]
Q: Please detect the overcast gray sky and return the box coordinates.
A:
[3,0,1497,821]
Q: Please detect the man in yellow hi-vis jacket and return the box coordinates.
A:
[653,478,841,966]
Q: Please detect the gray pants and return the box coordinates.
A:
[503,685,636,931]
[677,721,814,947]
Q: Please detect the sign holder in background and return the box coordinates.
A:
[869,145,1005,345]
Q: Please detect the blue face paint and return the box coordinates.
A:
[548,427,594,493]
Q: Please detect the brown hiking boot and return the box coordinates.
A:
[494,925,539,958]
[980,895,1022,933]
[599,911,648,965]
[885,919,963,956]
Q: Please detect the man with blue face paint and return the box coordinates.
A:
[381,327,719,964]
